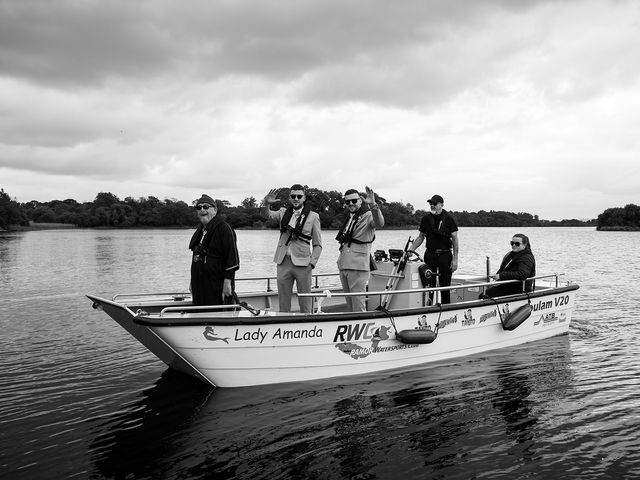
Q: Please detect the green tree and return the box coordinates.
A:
[0,189,29,228]
[241,196,258,208]
[94,192,121,209]
[5,186,599,230]
[597,204,640,230]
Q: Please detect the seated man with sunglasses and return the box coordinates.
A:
[336,186,384,311]
[188,194,240,306]
[483,233,536,298]
[261,184,322,313]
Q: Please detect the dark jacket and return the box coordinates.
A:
[189,216,240,281]
[496,247,536,292]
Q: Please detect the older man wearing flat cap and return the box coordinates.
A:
[188,194,240,306]
[410,194,459,304]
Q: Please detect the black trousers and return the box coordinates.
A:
[485,281,528,298]
[191,262,235,306]
[424,250,453,304]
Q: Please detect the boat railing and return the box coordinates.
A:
[298,273,567,299]
[113,292,191,301]
[159,304,244,316]
[112,273,566,306]
[112,272,341,302]
[235,272,566,295]
[135,273,565,316]
[235,272,340,291]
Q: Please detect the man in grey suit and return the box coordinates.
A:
[336,186,384,311]
[261,184,323,313]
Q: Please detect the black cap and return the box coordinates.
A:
[195,194,216,206]
[428,194,444,204]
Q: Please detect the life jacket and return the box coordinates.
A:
[280,203,312,245]
[335,206,375,249]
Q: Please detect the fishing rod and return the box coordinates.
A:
[378,236,417,310]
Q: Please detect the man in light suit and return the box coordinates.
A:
[336,186,384,311]
[261,184,323,313]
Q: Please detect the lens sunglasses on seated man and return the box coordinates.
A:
[195,204,212,211]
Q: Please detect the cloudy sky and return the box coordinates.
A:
[1,0,639,220]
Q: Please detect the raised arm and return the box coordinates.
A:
[261,188,281,220]
[363,186,384,228]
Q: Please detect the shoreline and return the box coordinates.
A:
[2,224,601,232]
[596,226,640,232]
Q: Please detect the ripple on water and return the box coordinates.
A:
[3,228,640,479]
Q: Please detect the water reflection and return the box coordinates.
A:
[89,369,213,479]
[80,335,580,480]
[331,338,576,479]
[489,336,574,474]
[492,364,537,460]
[330,382,469,479]
[0,233,18,279]
[6,227,640,479]
[332,394,381,477]
[94,235,116,274]
[0,232,18,250]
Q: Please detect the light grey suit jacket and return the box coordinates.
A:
[266,207,323,267]
[337,208,384,271]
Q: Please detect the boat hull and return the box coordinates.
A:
[89,284,578,387]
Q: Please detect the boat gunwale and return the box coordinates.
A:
[131,283,579,327]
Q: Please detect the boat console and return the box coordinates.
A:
[368,250,487,309]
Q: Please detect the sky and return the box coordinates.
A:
[1,0,639,220]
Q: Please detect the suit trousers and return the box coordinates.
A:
[277,255,313,313]
[339,269,369,312]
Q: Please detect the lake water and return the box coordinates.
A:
[1,227,640,479]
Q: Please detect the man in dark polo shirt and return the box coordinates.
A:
[410,194,459,304]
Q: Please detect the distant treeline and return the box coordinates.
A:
[1,187,597,231]
[596,204,640,231]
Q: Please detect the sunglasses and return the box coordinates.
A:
[510,241,522,246]
[195,204,211,211]
[344,199,359,205]
[290,194,304,200]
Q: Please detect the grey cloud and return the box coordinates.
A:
[0,2,181,87]
[0,147,147,177]
[4,0,624,114]
[0,0,556,89]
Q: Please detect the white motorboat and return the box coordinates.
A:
[87,249,579,388]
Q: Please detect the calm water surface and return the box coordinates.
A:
[1,227,639,479]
